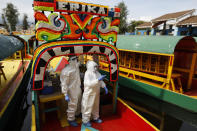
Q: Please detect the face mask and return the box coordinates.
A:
[86,60,98,72]
[94,65,98,72]
[70,56,78,61]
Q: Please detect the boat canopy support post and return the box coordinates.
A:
[166,56,174,90]
[187,53,197,90]
[113,81,119,113]
[32,91,40,131]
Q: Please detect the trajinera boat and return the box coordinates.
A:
[0,0,159,131]
[100,35,197,113]
[0,34,32,130]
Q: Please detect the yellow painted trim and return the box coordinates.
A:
[122,72,197,99]
[191,96,197,99]
[166,56,174,89]
[117,98,159,131]
[0,62,30,117]
[170,79,176,92]
[100,61,108,67]
[100,63,166,88]
[119,67,167,82]
[124,100,162,120]
[187,53,197,89]
[101,64,197,99]
[119,49,174,56]
[31,104,36,131]
[100,61,167,82]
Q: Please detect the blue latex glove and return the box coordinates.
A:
[104,87,108,94]
[98,75,106,81]
[65,95,70,102]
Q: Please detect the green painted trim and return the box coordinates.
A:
[113,81,119,113]
[118,75,197,113]
[34,6,54,11]
[32,91,35,102]
[100,70,197,112]
[33,91,40,131]
[117,35,197,54]
[44,107,59,113]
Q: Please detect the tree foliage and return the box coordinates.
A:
[23,14,29,30]
[117,1,128,34]
[128,20,144,33]
[1,14,9,32]
[3,3,19,32]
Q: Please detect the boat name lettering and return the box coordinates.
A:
[57,1,108,16]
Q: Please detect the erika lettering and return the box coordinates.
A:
[57,1,107,15]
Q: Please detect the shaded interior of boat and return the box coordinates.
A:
[99,36,197,99]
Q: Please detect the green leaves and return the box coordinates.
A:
[2,3,19,32]
[117,2,128,34]
[23,14,29,30]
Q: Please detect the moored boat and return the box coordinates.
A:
[0,34,32,130]
[29,0,159,130]
[100,35,197,113]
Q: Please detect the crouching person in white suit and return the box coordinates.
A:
[60,56,82,127]
[82,60,108,127]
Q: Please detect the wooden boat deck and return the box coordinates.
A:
[0,60,30,117]
[39,98,158,131]
[41,113,137,131]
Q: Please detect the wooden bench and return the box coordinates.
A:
[39,92,64,123]
[100,61,183,93]
[170,73,183,93]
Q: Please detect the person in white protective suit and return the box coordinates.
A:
[82,60,108,127]
[60,56,82,127]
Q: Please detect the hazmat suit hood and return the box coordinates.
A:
[86,60,98,73]
[69,56,80,68]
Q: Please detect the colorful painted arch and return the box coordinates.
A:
[31,40,119,90]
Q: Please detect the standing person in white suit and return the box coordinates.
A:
[60,56,82,127]
[82,60,108,127]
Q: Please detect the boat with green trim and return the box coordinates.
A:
[0,0,160,131]
[100,35,197,113]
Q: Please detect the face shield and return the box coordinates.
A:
[69,56,80,67]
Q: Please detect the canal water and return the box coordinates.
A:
[118,85,197,131]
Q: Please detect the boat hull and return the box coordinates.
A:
[0,60,31,131]
[119,75,197,113]
[100,70,197,113]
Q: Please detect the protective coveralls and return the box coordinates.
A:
[82,60,106,124]
[60,56,82,122]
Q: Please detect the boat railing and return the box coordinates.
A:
[100,60,183,93]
